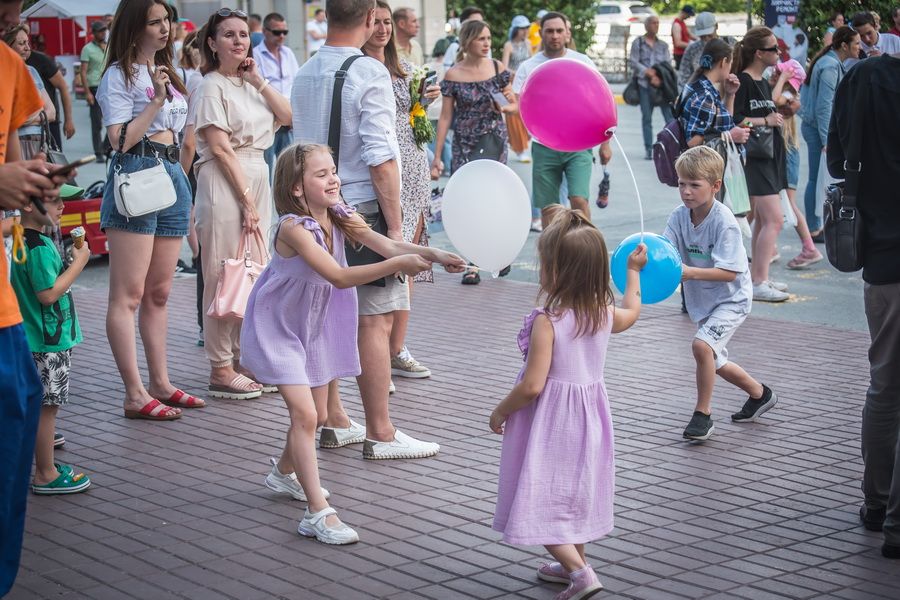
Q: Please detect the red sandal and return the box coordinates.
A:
[124,399,182,421]
[157,389,206,409]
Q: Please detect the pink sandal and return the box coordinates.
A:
[208,374,262,400]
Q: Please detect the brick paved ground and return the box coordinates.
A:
[8,274,900,599]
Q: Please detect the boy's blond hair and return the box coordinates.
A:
[675,146,724,185]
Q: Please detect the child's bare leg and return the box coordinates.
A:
[692,339,717,414]
[323,380,351,429]
[278,384,339,525]
[33,406,60,485]
[576,543,586,563]
[277,383,329,475]
[545,544,587,572]
[717,362,764,398]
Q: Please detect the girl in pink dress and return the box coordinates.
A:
[490,207,647,599]
[241,144,464,545]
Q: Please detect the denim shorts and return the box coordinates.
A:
[785,145,800,190]
[100,153,192,236]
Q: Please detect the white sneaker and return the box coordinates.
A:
[753,282,789,302]
[389,380,396,394]
[767,280,788,292]
[362,430,440,460]
[318,419,366,448]
[530,218,543,233]
[516,152,532,163]
[391,347,431,378]
[297,507,359,545]
[264,457,330,501]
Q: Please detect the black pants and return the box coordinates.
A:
[88,86,107,157]
[674,54,683,69]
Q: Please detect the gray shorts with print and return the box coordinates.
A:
[694,310,747,370]
[32,349,72,406]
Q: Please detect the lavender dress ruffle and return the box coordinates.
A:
[493,308,616,546]
[240,207,360,387]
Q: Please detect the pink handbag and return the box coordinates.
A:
[207,228,268,320]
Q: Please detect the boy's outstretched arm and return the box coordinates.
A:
[489,314,554,434]
[682,266,738,282]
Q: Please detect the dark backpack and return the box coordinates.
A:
[652,90,698,187]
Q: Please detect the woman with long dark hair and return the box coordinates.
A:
[97,0,201,420]
[800,26,860,239]
[731,26,789,303]
[679,38,749,149]
[362,0,438,378]
[193,8,291,400]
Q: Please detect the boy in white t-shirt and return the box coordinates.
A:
[663,146,778,441]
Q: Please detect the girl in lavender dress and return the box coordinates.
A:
[240,144,465,545]
[490,207,647,599]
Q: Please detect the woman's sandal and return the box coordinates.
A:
[124,399,182,421]
[157,389,206,409]
[461,269,481,285]
[208,374,263,400]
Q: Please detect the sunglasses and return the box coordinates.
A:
[267,28,289,36]
[216,8,248,19]
[759,46,780,53]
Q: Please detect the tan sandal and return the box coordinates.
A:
[208,374,263,400]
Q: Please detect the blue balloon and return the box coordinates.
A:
[611,233,682,304]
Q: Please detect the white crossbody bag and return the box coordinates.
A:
[113,122,177,218]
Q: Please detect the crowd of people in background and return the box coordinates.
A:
[2,1,900,599]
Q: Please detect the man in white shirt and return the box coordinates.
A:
[852,11,900,57]
[513,12,611,226]
[306,9,328,57]
[393,7,423,65]
[254,12,300,176]
[292,0,439,461]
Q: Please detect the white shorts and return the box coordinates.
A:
[694,310,747,369]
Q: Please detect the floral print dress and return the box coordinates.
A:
[393,59,433,283]
[440,67,512,173]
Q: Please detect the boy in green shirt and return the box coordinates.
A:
[11,193,92,495]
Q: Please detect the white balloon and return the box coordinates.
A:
[441,160,531,275]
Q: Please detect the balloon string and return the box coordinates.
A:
[612,134,645,242]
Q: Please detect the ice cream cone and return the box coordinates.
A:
[70,226,85,249]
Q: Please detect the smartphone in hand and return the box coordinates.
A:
[419,71,438,108]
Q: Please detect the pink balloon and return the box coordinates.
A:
[519,58,617,152]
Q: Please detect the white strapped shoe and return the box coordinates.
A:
[264,457,330,501]
[297,507,359,545]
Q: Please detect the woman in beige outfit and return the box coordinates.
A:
[194,9,291,399]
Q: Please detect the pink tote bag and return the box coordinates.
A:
[207,228,268,320]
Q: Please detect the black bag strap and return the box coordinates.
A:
[328,54,364,173]
[842,67,870,211]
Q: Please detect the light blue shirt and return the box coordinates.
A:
[291,45,400,205]
[252,42,299,99]
[19,66,45,137]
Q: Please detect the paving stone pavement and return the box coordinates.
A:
[8,274,900,600]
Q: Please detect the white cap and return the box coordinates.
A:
[536,9,548,19]
[694,12,717,36]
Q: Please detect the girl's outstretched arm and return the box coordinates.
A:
[489,314,554,434]
[349,214,467,272]
[279,219,430,288]
[612,243,647,333]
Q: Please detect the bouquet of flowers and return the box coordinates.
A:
[408,65,436,148]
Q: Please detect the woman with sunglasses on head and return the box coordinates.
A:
[97,0,201,421]
[731,26,789,303]
[194,8,292,400]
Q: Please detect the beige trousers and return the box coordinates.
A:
[194,150,272,368]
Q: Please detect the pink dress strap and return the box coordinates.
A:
[517,308,546,358]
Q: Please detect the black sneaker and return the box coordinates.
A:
[683,411,714,441]
[175,259,197,275]
[53,433,65,448]
[883,543,900,559]
[731,384,778,422]
[860,506,886,532]
[596,173,610,208]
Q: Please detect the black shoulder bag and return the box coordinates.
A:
[823,69,869,273]
[331,54,388,287]
[471,60,505,161]
[744,78,775,160]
